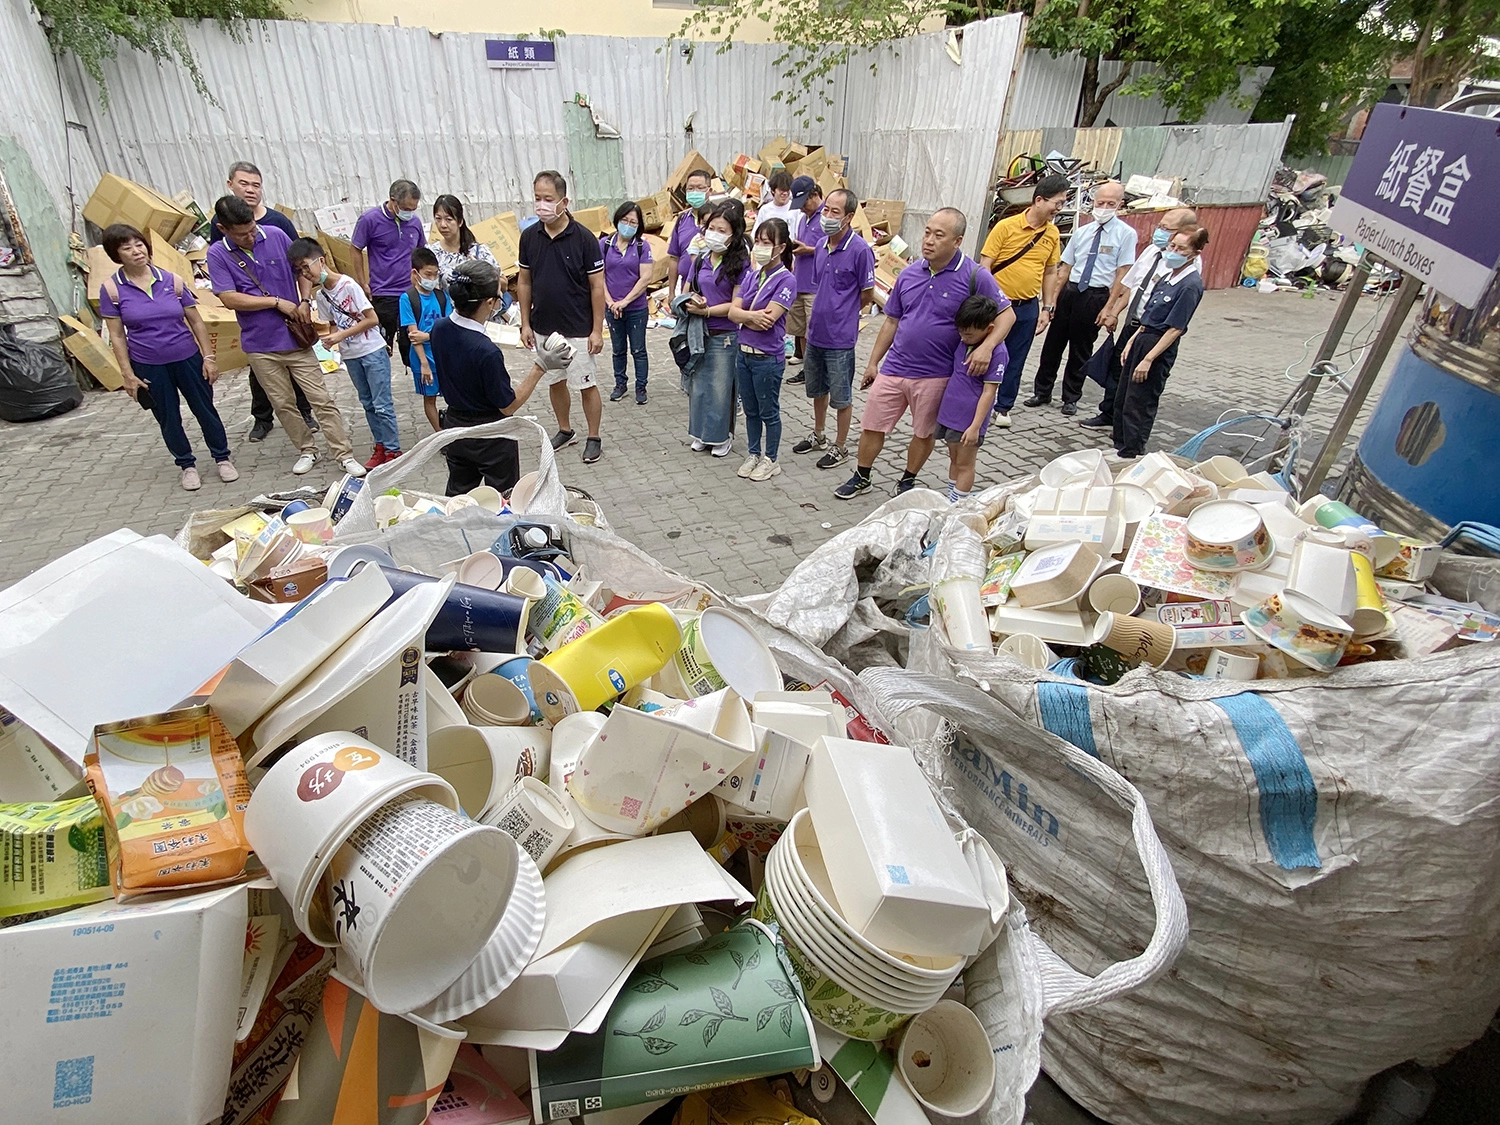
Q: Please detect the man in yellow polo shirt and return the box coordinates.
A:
[977,174,1068,427]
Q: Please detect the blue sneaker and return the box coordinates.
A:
[893,476,918,496]
[834,472,872,500]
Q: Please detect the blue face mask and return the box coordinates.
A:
[617,223,639,240]
[1163,250,1190,269]
[1152,228,1170,248]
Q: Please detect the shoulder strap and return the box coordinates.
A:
[170,271,184,298]
[102,270,121,306]
[992,228,1047,275]
[968,258,979,298]
[436,288,449,315]
[406,285,423,323]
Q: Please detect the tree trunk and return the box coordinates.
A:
[1078,58,1133,127]
[1407,11,1434,106]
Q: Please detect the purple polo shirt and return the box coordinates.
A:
[352,204,423,296]
[207,225,300,354]
[881,251,1004,379]
[937,340,1009,436]
[807,229,875,351]
[688,256,744,333]
[668,211,705,280]
[600,234,653,311]
[792,205,826,291]
[737,264,798,354]
[97,267,199,366]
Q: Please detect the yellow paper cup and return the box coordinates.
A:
[1349,552,1389,637]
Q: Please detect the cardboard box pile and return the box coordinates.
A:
[82,173,196,245]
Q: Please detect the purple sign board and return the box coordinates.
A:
[1329,103,1499,306]
[485,39,557,69]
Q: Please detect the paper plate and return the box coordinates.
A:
[413,849,547,1024]
[697,607,783,699]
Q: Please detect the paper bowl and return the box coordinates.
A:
[1184,500,1275,572]
[1040,449,1109,488]
[1193,455,1250,488]
[896,999,998,1118]
[413,849,546,1024]
[752,879,919,1041]
[1241,589,1353,672]
[243,731,459,943]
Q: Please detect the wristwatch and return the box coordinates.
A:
[1041,305,1056,312]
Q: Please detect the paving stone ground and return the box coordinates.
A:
[0,285,1409,593]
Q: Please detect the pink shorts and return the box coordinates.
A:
[860,373,951,438]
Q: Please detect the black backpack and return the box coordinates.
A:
[399,285,449,346]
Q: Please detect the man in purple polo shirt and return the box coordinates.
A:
[665,169,713,294]
[208,195,364,479]
[352,179,423,367]
[789,188,872,471]
[784,176,824,379]
[834,208,1007,500]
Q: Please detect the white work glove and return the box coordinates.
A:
[534,332,577,372]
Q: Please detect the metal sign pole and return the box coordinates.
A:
[1285,252,1375,421]
[1298,272,1423,500]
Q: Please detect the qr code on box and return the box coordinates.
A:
[53,1056,94,1108]
[585,1097,603,1110]
[549,1100,580,1119]
[520,828,555,864]
[498,808,531,839]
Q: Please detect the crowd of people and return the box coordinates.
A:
[98,158,1207,500]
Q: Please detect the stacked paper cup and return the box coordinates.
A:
[755,810,964,1040]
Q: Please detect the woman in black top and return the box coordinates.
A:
[428,260,546,495]
[1112,227,1208,459]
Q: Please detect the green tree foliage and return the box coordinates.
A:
[1384,0,1500,107]
[32,0,290,107]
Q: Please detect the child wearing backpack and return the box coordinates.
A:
[401,246,449,432]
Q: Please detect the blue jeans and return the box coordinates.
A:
[736,349,785,458]
[803,344,855,409]
[608,306,649,390]
[995,297,1039,413]
[689,332,738,444]
[135,354,230,468]
[344,348,401,451]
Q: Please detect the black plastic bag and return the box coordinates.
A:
[0,324,83,422]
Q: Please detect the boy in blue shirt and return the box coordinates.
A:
[399,247,449,432]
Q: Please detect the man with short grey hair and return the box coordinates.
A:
[1024,179,1136,416]
[353,179,424,364]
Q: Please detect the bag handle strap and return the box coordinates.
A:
[992,228,1047,276]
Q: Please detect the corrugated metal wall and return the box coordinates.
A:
[1005,49,1273,131]
[47,15,1022,251]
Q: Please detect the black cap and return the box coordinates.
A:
[789,175,817,206]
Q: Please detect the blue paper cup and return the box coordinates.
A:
[490,655,545,724]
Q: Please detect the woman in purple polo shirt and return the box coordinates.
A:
[602,201,654,405]
[730,218,798,481]
[97,224,236,492]
[666,169,713,295]
[682,202,749,457]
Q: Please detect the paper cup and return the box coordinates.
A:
[1193,455,1249,488]
[1241,589,1353,672]
[445,494,479,516]
[468,485,504,513]
[325,793,519,1014]
[1087,573,1142,615]
[654,793,728,851]
[896,1000,997,1117]
[1206,648,1260,681]
[1184,500,1274,572]
[243,732,459,944]
[287,507,334,544]
[1093,612,1176,666]
[530,603,684,723]
[932,577,991,653]
[501,567,548,601]
[457,551,507,591]
[462,674,533,727]
[998,632,1056,670]
[488,656,545,724]
[426,724,550,819]
[508,471,540,513]
[1302,496,1401,568]
[368,565,529,654]
[657,607,782,700]
[1349,552,1390,637]
[481,776,575,871]
[373,494,405,529]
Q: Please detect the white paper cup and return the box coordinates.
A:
[932,577,991,653]
[657,607,782,699]
[546,712,632,861]
[508,472,540,513]
[243,731,459,944]
[1087,573,1142,616]
[462,675,533,727]
[468,485,504,513]
[481,776,575,871]
[458,551,507,591]
[326,793,518,1014]
[427,724,534,820]
[500,567,548,601]
[896,999,997,1117]
[286,507,334,544]
[654,793,728,850]
[998,632,1056,671]
[1206,648,1260,680]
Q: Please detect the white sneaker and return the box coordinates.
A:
[995,412,1012,429]
[216,460,239,483]
[737,455,759,478]
[690,438,706,452]
[710,438,733,458]
[291,451,319,475]
[180,466,202,491]
[339,456,368,478]
[749,456,782,482]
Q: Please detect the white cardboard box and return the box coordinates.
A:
[805,737,988,957]
[0,884,247,1124]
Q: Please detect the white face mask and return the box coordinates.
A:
[704,230,731,253]
[534,200,560,223]
[1092,206,1118,223]
[418,276,439,292]
[396,207,418,222]
[753,244,774,266]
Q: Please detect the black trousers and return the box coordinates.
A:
[441,409,520,496]
[1112,327,1178,455]
[249,369,312,425]
[1032,282,1111,404]
[372,295,412,370]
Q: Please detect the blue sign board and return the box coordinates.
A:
[1329,103,1500,305]
[485,39,557,69]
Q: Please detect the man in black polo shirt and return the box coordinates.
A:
[517,170,607,464]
